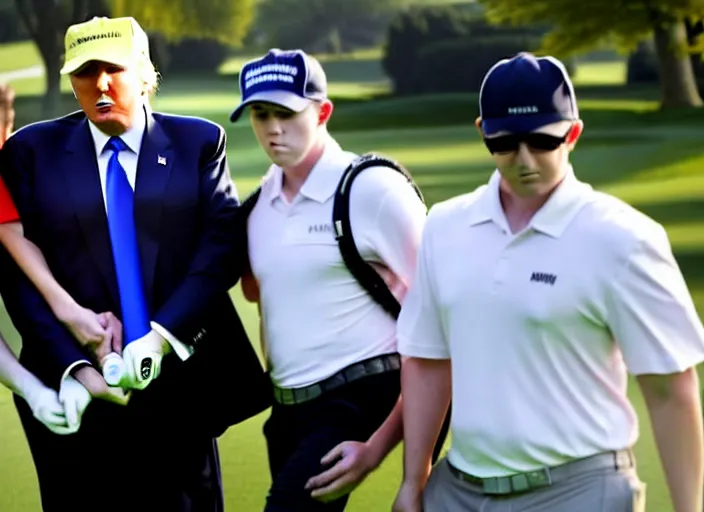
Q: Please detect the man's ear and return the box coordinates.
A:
[474,116,484,137]
[565,120,584,149]
[318,100,333,125]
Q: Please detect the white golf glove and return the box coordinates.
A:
[121,329,168,391]
[58,375,92,431]
[21,380,76,435]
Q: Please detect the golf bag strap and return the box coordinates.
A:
[332,153,425,320]
[239,186,262,274]
[240,187,262,218]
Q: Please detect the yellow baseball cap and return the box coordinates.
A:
[60,16,150,75]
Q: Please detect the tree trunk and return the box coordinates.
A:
[148,32,172,76]
[14,0,108,120]
[653,19,703,108]
[41,43,62,119]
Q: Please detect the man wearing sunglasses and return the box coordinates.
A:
[392,52,704,512]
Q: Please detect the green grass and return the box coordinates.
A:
[0,41,42,73]
[1,42,703,512]
[572,60,626,86]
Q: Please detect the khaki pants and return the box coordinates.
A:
[423,457,646,512]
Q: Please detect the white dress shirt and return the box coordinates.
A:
[61,109,190,385]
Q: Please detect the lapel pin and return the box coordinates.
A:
[157,155,167,166]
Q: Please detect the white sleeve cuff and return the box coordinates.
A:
[61,359,92,387]
[397,336,451,360]
[151,321,194,361]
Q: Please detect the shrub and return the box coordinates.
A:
[382,5,473,95]
[382,6,576,96]
[415,35,543,94]
[164,38,230,74]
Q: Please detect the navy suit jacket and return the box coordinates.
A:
[0,109,270,434]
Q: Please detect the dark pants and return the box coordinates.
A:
[263,369,401,512]
[15,367,225,512]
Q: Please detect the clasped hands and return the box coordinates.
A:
[37,307,169,435]
[72,309,169,392]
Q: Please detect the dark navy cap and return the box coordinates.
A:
[230,48,328,122]
[479,52,578,135]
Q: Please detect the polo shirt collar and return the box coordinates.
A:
[268,137,351,204]
[469,166,594,238]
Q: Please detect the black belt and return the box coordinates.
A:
[272,353,401,405]
[447,449,635,495]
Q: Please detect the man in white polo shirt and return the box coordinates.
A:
[229,49,428,511]
[392,52,704,512]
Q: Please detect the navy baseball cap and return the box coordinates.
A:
[230,48,328,122]
[479,52,579,135]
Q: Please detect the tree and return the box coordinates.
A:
[382,5,474,94]
[112,0,254,47]
[13,0,255,119]
[14,0,109,118]
[112,0,255,76]
[0,0,28,43]
[255,0,410,54]
[478,0,704,108]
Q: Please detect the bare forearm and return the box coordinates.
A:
[256,302,269,370]
[0,223,77,319]
[401,357,451,488]
[365,397,404,469]
[640,369,704,512]
[0,334,41,398]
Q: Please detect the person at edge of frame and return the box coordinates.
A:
[393,52,704,512]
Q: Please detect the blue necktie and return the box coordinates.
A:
[105,136,150,344]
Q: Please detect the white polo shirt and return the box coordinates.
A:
[397,167,704,477]
[248,138,427,388]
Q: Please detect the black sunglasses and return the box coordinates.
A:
[483,129,571,154]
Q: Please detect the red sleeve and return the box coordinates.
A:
[0,175,19,224]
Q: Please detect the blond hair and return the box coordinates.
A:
[138,55,160,96]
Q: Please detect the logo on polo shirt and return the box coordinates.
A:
[530,272,557,285]
[309,223,333,234]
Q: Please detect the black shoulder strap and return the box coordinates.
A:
[240,186,262,217]
[332,153,424,320]
[239,186,262,274]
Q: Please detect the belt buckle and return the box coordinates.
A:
[614,449,633,469]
